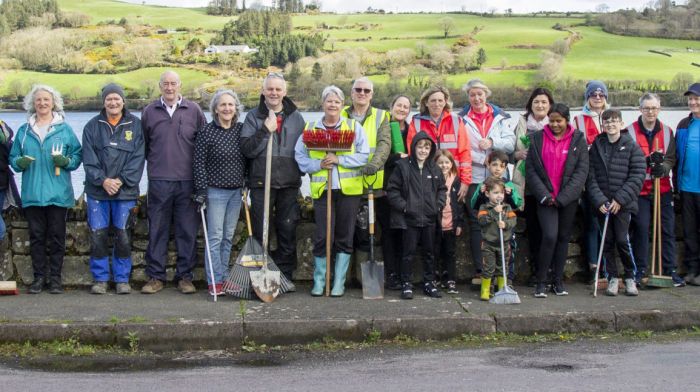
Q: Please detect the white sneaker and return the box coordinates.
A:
[606,278,619,296]
[624,278,638,296]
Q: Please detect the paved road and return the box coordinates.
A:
[1,339,697,391]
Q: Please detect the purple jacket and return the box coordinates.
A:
[141,98,206,181]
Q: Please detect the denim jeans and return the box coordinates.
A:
[204,187,242,284]
[87,196,137,283]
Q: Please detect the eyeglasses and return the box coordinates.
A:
[641,107,660,112]
[601,119,621,126]
[589,93,606,99]
[353,88,372,94]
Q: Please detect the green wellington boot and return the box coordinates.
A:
[331,252,352,297]
[311,256,326,296]
[480,278,492,301]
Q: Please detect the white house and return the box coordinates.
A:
[204,45,258,54]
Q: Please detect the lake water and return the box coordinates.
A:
[0,109,692,198]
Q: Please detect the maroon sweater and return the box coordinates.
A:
[141,98,206,181]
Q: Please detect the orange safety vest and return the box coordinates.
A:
[626,121,673,196]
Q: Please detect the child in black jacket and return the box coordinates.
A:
[587,109,646,296]
[387,131,447,300]
[434,150,465,293]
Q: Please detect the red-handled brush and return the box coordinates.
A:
[0,281,18,295]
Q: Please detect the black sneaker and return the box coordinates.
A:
[48,278,63,294]
[401,283,413,300]
[28,277,45,294]
[385,273,402,291]
[671,272,686,288]
[534,283,547,298]
[446,280,458,294]
[423,282,442,298]
[552,282,568,296]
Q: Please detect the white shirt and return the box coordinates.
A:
[161,96,183,118]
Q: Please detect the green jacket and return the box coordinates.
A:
[477,202,517,244]
[9,113,82,208]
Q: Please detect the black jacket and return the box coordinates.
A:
[386,132,447,229]
[0,120,13,190]
[443,176,466,230]
[240,95,305,189]
[586,132,646,214]
[82,109,145,200]
[526,128,589,207]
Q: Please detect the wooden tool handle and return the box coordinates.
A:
[325,168,332,297]
[55,166,60,176]
[243,189,253,237]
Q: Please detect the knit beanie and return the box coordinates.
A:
[101,83,125,103]
[585,80,608,99]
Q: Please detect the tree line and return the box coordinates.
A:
[595,0,700,40]
[0,0,60,35]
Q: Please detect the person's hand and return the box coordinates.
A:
[321,152,338,169]
[480,184,486,193]
[609,199,621,215]
[505,187,512,195]
[52,154,70,168]
[498,220,506,229]
[192,193,207,212]
[542,195,556,206]
[455,227,462,236]
[494,204,503,213]
[651,163,665,178]
[514,149,528,161]
[599,203,609,214]
[399,153,408,159]
[16,155,35,170]
[478,138,493,150]
[457,182,469,202]
[102,178,122,196]
[361,164,378,176]
[264,110,277,133]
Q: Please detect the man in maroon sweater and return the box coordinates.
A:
[140,70,206,294]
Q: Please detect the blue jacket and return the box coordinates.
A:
[675,114,699,190]
[9,113,82,208]
[82,109,145,200]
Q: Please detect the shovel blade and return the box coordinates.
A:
[360,260,384,299]
[250,269,281,303]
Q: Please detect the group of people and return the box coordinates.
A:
[2,70,699,302]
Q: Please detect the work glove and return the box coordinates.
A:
[52,154,70,168]
[16,155,35,170]
[649,151,664,165]
[191,193,207,212]
[361,164,379,176]
[651,163,665,178]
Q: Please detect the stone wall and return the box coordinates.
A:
[0,196,687,287]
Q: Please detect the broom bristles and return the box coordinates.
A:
[489,286,521,304]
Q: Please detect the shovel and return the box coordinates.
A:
[250,131,281,302]
[361,177,384,299]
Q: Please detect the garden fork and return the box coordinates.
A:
[51,142,63,176]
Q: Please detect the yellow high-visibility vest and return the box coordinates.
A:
[342,106,389,190]
[306,120,363,199]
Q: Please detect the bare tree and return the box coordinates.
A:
[439,17,455,38]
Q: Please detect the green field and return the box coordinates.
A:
[0,67,213,98]
[58,0,231,30]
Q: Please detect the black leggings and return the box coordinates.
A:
[536,201,578,285]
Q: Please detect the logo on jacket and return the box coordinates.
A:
[125,130,133,141]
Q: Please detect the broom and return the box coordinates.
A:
[302,125,355,296]
[647,162,673,287]
[490,206,520,304]
[223,190,296,299]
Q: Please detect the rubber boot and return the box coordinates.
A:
[311,256,326,296]
[331,252,351,297]
[496,276,505,291]
[480,278,492,301]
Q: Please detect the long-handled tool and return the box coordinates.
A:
[490,206,520,304]
[51,142,63,176]
[593,210,610,297]
[249,133,281,302]
[647,140,673,288]
[222,189,264,299]
[361,176,384,299]
[200,206,218,302]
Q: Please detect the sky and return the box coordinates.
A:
[121,1,665,13]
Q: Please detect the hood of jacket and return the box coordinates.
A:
[543,123,575,142]
[255,95,298,117]
[409,131,437,165]
[28,112,64,128]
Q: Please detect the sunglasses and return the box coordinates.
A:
[353,88,372,94]
[589,93,606,99]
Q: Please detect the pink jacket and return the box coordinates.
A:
[541,124,575,197]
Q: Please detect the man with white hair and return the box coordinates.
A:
[140,70,206,294]
[340,77,391,285]
[626,93,683,287]
[241,72,305,287]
